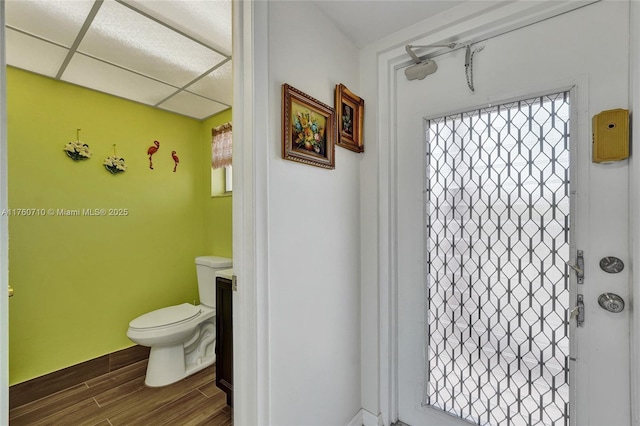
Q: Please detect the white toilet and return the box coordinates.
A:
[127,255,232,387]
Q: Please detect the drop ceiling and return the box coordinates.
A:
[5,0,232,120]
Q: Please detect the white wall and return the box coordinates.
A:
[358,40,380,419]
[267,2,361,424]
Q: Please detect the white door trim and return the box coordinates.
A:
[0,0,9,422]
[375,2,600,424]
[629,2,640,425]
[0,1,271,422]
[232,0,270,424]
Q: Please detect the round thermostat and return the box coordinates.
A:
[599,256,624,274]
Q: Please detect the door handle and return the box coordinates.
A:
[8,285,14,297]
[567,263,583,275]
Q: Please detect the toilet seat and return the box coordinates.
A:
[129,303,202,330]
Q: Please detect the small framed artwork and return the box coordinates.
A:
[282,84,336,169]
[335,84,364,153]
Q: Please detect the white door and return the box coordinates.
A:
[396,2,630,425]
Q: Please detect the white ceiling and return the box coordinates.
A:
[313,0,465,48]
[5,0,462,120]
[5,0,232,120]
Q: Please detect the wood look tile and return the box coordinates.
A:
[9,363,230,426]
[10,362,146,426]
[196,377,223,398]
[10,361,147,425]
[122,389,210,426]
[194,406,234,426]
[9,355,109,409]
[9,345,148,410]
[27,397,100,426]
[9,383,90,422]
[105,366,216,425]
[86,360,148,396]
[108,346,150,372]
[162,390,227,426]
[91,373,147,408]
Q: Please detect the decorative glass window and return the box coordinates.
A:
[424,92,571,425]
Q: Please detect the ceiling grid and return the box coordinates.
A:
[5,0,232,120]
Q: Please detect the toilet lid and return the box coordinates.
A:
[129,303,202,329]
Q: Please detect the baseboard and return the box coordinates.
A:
[9,345,149,409]
[348,409,383,426]
[363,409,383,426]
[347,409,364,426]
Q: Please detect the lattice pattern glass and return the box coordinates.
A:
[424,92,571,426]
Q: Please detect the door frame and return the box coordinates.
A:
[0,1,271,423]
[629,2,640,425]
[1,0,9,421]
[232,0,270,424]
[374,2,604,424]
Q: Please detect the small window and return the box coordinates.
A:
[212,123,232,196]
[224,165,232,193]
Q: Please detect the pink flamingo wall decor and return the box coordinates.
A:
[147,140,160,169]
[172,151,179,172]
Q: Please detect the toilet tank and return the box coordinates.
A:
[195,256,232,307]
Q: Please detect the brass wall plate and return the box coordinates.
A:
[592,109,629,163]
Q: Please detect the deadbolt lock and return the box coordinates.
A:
[598,293,625,313]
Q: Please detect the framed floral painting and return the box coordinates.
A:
[282,84,336,169]
[335,83,364,153]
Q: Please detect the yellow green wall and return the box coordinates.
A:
[202,110,232,258]
[7,67,232,385]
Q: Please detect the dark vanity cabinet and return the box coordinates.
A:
[215,276,233,407]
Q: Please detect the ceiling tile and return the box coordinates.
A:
[78,0,227,87]
[187,60,232,106]
[158,92,228,120]
[6,28,69,78]
[126,0,232,56]
[5,0,233,121]
[5,0,95,47]
[62,54,178,106]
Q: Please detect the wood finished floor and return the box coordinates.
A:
[9,360,232,426]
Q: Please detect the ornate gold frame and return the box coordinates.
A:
[335,84,364,153]
[282,84,336,169]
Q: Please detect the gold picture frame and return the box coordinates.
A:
[282,84,336,169]
[335,84,364,153]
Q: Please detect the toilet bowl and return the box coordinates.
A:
[126,256,232,387]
